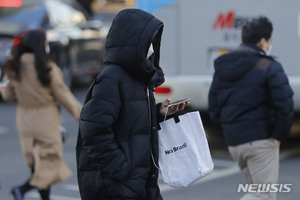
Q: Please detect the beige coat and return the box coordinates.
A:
[1,53,82,189]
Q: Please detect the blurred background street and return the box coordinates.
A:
[1,0,300,199]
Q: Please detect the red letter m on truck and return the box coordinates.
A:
[212,11,235,30]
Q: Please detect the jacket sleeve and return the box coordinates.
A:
[208,74,222,134]
[49,63,82,120]
[156,103,164,123]
[79,75,129,182]
[1,76,17,102]
[267,62,294,141]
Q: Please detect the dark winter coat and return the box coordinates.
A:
[209,43,294,146]
[76,9,165,200]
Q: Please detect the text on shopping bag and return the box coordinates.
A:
[164,142,187,155]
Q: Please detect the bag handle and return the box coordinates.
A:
[158,108,180,130]
[163,106,181,122]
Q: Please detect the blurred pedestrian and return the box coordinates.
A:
[1,29,82,200]
[209,16,294,200]
[76,9,188,200]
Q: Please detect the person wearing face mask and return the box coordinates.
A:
[208,16,294,200]
[76,9,188,200]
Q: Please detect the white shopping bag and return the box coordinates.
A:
[157,111,214,188]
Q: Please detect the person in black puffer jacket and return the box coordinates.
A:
[76,9,187,200]
[209,17,293,200]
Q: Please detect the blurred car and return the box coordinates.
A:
[0,0,108,87]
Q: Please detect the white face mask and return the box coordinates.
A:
[147,43,154,59]
[266,45,272,55]
[45,45,50,54]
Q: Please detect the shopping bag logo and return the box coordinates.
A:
[164,142,187,155]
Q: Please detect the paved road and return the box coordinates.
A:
[1,85,300,200]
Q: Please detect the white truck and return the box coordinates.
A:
[136,0,300,114]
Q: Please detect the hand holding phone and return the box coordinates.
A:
[160,98,190,117]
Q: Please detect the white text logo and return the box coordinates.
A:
[237,184,292,193]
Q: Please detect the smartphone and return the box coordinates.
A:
[0,80,9,86]
[165,98,191,107]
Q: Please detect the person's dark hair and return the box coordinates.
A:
[5,29,51,86]
[242,16,273,44]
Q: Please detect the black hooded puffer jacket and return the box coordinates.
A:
[76,9,165,200]
[209,43,294,146]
